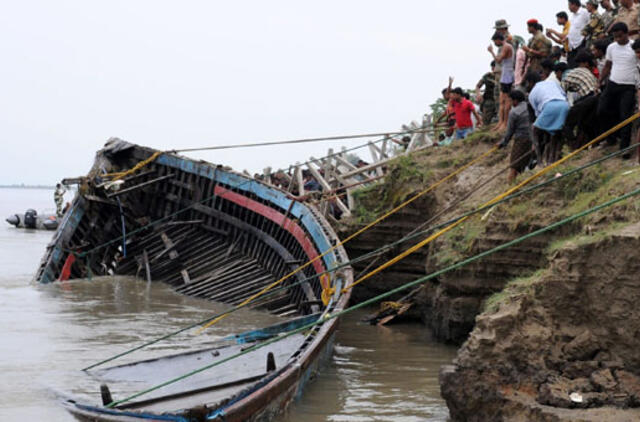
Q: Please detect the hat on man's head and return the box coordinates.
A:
[527,19,539,26]
[586,0,598,6]
[494,19,510,29]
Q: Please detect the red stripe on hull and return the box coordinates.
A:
[214,186,325,275]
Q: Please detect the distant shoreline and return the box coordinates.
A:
[0,185,55,189]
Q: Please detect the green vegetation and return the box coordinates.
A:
[350,154,435,225]
[343,129,640,314]
[429,220,486,268]
[483,269,546,313]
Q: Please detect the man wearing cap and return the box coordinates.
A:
[582,0,605,46]
[567,0,590,67]
[492,20,512,120]
[611,0,639,40]
[522,20,552,75]
[488,33,515,131]
[494,19,514,44]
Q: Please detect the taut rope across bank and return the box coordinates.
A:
[339,112,640,294]
[170,128,431,153]
[82,108,639,370]
[83,136,638,372]
[195,145,498,333]
[104,183,640,409]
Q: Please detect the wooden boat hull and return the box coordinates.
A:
[37,139,352,422]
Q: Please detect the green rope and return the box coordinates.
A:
[85,142,638,371]
[105,185,640,409]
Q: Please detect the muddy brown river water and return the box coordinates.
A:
[0,187,456,421]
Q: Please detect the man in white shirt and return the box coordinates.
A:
[597,22,639,158]
[567,0,590,67]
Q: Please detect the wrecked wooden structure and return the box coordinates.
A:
[35,139,353,421]
[264,125,436,220]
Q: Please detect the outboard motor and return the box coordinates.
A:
[5,214,20,227]
[24,209,37,229]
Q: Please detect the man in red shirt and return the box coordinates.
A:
[451,87,483,139]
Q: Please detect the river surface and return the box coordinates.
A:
[0,187,457,421]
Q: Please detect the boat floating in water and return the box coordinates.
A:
[35,138,353,421]
[6,209,59,230]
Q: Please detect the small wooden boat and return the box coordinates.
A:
[35,138,353,421]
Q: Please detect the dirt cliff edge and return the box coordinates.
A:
[440,223,640,421]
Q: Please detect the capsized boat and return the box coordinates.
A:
[6,209,58,230]
[35,138,353,421]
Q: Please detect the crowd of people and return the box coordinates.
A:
[440,0,640,183]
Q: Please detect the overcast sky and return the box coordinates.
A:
[1,0,565,185]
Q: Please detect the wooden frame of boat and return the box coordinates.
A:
[35,139,353,422]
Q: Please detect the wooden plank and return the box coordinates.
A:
[306,163,350,217]
[143,249,152,284]
[368,142,384,177]
[160,232,180,260]
[106,174,175,198]
[180,269,190,284]
[294,164,304,196]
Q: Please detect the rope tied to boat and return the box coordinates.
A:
[380,301,404,312]
[82,138,640,371]
[195,145,499,333]
[104,184,640,409]
[103,150,163,181]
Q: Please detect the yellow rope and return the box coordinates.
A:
[196,145,498,334]
[380,301,404,312]
[341,113,640,293]
[103,151,164,181]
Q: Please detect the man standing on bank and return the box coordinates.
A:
[498,90,533,184]
[526,71,570,165]
[597,22,639,158]
[476,61,498,125]
[450,87,483,140]
[488,32,515,131]
[567,0,590,67]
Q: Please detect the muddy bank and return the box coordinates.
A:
[440,223,640,421]
[338,129,640,419]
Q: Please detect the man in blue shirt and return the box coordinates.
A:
[525,71,570,165]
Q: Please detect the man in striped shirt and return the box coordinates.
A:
[561,51,600,149]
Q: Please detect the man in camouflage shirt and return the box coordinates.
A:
[582,0,605,45]
[600,0,617,32]
[522,19,552,75]
[476,61,498,125]
[54,183,66,217]
[612,0,639,39]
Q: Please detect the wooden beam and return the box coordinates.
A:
[106,174,175,198]
[294,164,305,196]
[306,162,351,217]
[160,232,179,260]
[143,249,152,284]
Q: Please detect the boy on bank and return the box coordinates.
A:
[450,87,483,140]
